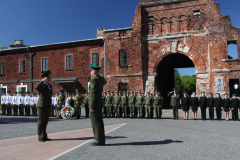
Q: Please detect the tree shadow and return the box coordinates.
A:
[51,136,127,141]
[106,139,183,146]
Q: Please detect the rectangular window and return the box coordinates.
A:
[92,53,99,66]
[119,83,128,92]
[66,55,72,70]
[0,62,4,75]
[41,58,48,72]
[20,60,25,73]
[119,50,128,66]
[193,10,200,18]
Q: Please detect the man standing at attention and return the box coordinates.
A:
[168,88,180,120]
[89,64,106,146]
[35,70,53,142]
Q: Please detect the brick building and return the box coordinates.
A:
[0,0,240,106]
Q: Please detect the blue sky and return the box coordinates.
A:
[0,0,239,76]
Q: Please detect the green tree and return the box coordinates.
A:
[0,46,8,50]
[174,69,183,95]
[180,75,196,95]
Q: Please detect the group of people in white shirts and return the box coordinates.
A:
[1,91,38,116]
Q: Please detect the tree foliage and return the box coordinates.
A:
[0,46,8,50]
[174,69,196,97]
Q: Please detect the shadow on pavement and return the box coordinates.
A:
[51,136,127,141]
[0,116,60,124]
[106,139,183,146]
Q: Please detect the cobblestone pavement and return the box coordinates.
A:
[1,110,240,160]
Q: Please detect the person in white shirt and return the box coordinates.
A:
[24,92,31,116]
[50,95,55,117]
[1,91,6,115]
[234,83,239,96]
[17,91,25,116]
[54,93,59,118]
[65,93,72,106]
[30,92,38,116]
[11,91,18,116]
[5,91,13,116]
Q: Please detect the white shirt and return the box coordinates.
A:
[11,95,18,105]
[51,96,55,105]
[24,96,30,105]
[5,95,12,104]
[54,96,58,106]
[17,96,24,105]
[234,84,239,89]
[30,96,38,105]
[1,95,6,104]
[65,97,72,106]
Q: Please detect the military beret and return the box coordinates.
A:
[115,91,118,93]
[68,93,71,95]
[7,91,11,93]
[76,89,79,92]
[85,92,88,94]
[139,91,141,93]
[111,91,113,93]
[13,91,17,94]
[40,70,51,77]
[192,91,196,94]
[183,91,187,94]
[119,91,121,93]
[224,93,228,95]
[72,93,75,95]
[130,91,133,93]
[32,92,35,94]
[90,63,102,70]
[232,94,236,97]
[201,92,205,94]
[25,92,29,94]
[173,88,177,91]
[141,92,144,94]
[208,93,213,95]
[59,89,63,92]
[18,91,23,94]
[158,92,160,94]
[146,92,150,94]
[216,93,220,95]
[2,91,5,93]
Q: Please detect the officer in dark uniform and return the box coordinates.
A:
[89,64,106,146]
[190,92,198,120]
[207,93,214,120]
[199,92,207,120]
[222,93,231,121]
[214,93,222,120]
[181,91,190,120]
[34,70,53,142]
[231,94,239,121]
[168,88,180,120]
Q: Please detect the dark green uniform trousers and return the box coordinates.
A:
[2,104,6,115]
[7,103,12,116]
[138,105,143,117]
[90,108,105,145]
[13,105,18,116]
[129,104,135,117]
[19,104,24,116]
[122,104,127,117]
[106,104,112,116]
[154,105,162,118]
[31,105,37,116]
[85,104,89,118]
[145,105,152,118]
[25,105,30,116]
[172,106,178,119]
[75,105,81,118]
[37,107,50,139]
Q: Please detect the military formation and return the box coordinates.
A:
[102,90,164,119]
[0,89,89,119]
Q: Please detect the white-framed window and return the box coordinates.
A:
[17,84,27,96]
[41,58,48,72]
[0,85,7,97]
[66,55,73,70]
[193,10,200,18]
[0,62,4,75]
[20,60,25,73]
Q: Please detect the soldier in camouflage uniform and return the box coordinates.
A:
[153,91,164,119]
[144,92,153,119]
[141,92,145,118]
[136,91,144,118]
[74,89,83,119]
[120,91,128,118]
[102,92,106,118]
[128,91,136,118]
[105,91,113,118]
[113,91,121,118]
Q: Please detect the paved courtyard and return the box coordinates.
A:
[0,110,240,160]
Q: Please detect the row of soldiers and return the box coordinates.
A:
[102,90,164,119]
[1,91,38,116]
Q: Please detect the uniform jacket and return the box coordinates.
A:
[214,97,222,108]
[74,95,83,107]
[88,75,106,110]
[199,96,207,107]
[181,96,190,107]
[11,95,18,105]
[58,95,65,107]
[222,98,231,108]
[34,81,53,108]
[1,95,6,104]
[120,96,128,105]
[102,95,106,106]
[167,93,180,107]
[207,97,214,108]
[190,96,198,107]
[5,95,12,104]
[128,95,136,105]
[84,96,89,105]
[105,95,112,105]
[113,96,120,106]
[153,96,164,106]
[144,96,152,106]
[231,98,239,109]
[136,96,143,105]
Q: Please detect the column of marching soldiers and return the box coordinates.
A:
[1,89,240,121]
